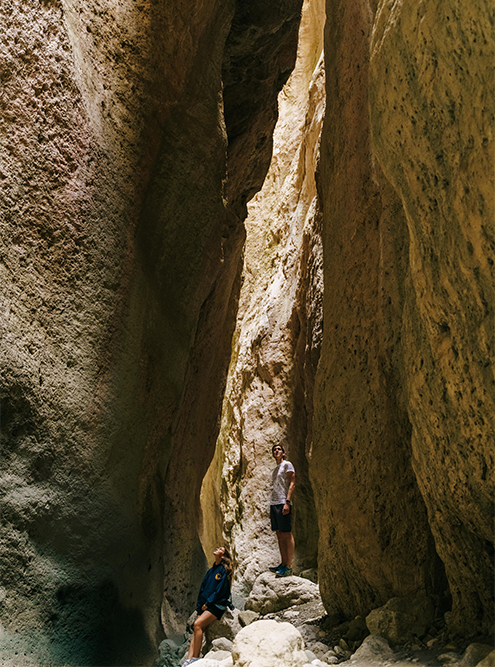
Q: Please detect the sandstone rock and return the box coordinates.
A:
[459,644,495,667]
[312,0,450,630]
[205,608,242,651]
[0,0,305,662]
[193,660,229,667]
[232,619,308,667]
[438,654,461,664]
[300,569,319,584]
[477,651,495,667]
[349,635,395,663]
[245,572,321,614]
[155,638,183,667]
[365,595,435,644]
[200,0,325,592]
[211,637,234,652]
[238,610,260,627]
[369,0,495,637]
[204,650,232,662]
[307,641,331,659]
[345,617,369,643]
[313,0,494,642]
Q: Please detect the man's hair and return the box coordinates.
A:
[271,444,287,459]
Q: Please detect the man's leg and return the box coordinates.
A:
[279,531,294,567]
[187,610,217,658]
[276,530,287,565]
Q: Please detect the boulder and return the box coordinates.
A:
[366,595,435,644]
[477,651,495,667]
[345,617,369,643]
[300,569,319,584]
[460,644,495,667]
[349,635,395,663]
[211,638,234,652]
[205,608,242,651]
[238,610,260,627]
[232,619,308,667]
[204,650,232,662]
[245,572,320,614]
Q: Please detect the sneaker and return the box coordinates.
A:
[269,564,283,573]
[275,565,293,578]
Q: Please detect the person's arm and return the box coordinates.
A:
[283,470,295,515]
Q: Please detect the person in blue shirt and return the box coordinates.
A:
[183,546,233,665]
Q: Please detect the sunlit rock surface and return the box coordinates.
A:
[201,0,325,592]
[313,0,493,638]
[369,0,494,636]
[0,0,302,663]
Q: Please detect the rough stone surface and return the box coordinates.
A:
[0,0,303,663]
[232,619,308,667]
[312,0,494,639]
[238,610,260,627]
[245,572,320,614]
[365,595,435,644]
[369,0,495,636]
[477,651,495,667]
[205,608,242,652]
[349,635,395,663]
[212,637,234,652]
[459,644,495,667]
[200,0,325,592]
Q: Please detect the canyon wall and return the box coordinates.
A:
[201,0,325,593]
[1,0,493,664]
[203,0,494,643]
[314,0,494,638]
[0,0,302,664]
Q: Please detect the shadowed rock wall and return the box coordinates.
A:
[313,0,494,638]
[0,0,302,664]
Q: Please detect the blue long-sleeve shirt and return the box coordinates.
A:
[196,562,231,614]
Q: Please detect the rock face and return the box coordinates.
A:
[203,0,493,645]
[312,0,494,638]
[369,0,495,636]
[200,0,325,591]
[1,0,493,662]
[0,0,302,664]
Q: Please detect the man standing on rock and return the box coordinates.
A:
[269,444,295,577]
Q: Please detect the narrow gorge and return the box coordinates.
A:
[0,0,493,666]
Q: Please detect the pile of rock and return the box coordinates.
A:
[154,573,495,667]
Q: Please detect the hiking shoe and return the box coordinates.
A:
[269,564,283,573]
[275,566,293,577]
[183,659,199,666]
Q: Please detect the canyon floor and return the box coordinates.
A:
[154,572,493,667]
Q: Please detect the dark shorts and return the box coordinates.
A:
[270,503,292,532]
[197,604,225,620]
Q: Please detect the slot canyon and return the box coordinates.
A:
[0,0,493,665]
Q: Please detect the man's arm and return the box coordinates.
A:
[283,470,295,515]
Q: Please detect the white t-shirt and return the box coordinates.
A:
[270,460,295,505]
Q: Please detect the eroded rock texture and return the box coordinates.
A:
[0,0,302,664]
[369,0,494,636]
[200,0,325,593]
[313,0,493,639]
